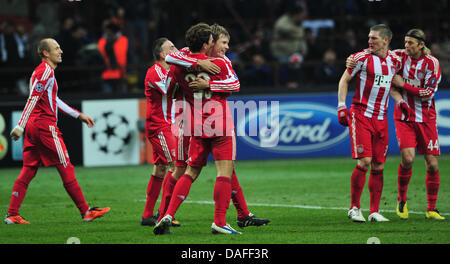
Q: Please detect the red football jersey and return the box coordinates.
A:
[392,49,441,123]
[166,52,239,138]
[144,62,173,134]
[17,61,80,129]
[166,47,240,92]
[347,49,402,120]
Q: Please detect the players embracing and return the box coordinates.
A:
[342,25,445,222]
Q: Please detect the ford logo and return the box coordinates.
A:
[236,102,348,153]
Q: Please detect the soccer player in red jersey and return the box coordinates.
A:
[390,29,444,220]
[337,24,407,222]
[346,29,445,220]
[161,24,270,229]
[154,23,241,235]
[5,38,110,224]
[140,37,180,226]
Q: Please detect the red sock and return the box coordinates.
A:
[8,166,38,216]
[369,169,384,214]
[426,170,439,212]
[231,170,250,219]
[56,164,90,215]
[213,176,232,227]
[163,174,194,221]
[157,171,177,217]
[397,164,412,202]
[350,165,367,209]
[142,175,164,219]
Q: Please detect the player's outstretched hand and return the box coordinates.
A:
[337,105,351,127]
[79,113,95,128]
[10,126,23,141]
[197,59,220,75]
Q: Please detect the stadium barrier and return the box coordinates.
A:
[1,91,449,167]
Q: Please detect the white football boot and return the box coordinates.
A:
[368,212,389,222]
[348,206,366,222]
[211,222,242,234]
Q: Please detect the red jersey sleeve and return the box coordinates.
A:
[17,63,54,129]
[145,63,169,95]
[346,49,369,77]
[208,58,240,92]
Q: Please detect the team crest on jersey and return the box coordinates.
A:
[417,70,425,79]
[390,66,397,75]
[35,83,44,92]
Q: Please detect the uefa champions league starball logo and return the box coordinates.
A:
[90,111,132,155]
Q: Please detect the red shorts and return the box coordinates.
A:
[23,119,70,167]
[146,128,176,165]
[187,131,236,168]
[395,120,440,155]
[348,110,389,163]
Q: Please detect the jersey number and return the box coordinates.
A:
[427,140,439,151]
[185,73,212,99]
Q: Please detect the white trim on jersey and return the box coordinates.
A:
[42,63,52,81]
[46,77,55,113]
[351,112,358,158]
[49,125,68,167]
[161,94,168,122]
[18,95,39,128]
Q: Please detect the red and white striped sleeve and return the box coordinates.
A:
[209,58,240,93]
[165,47,198,69]
[56,97,80,119]
[424,54,441,90]
[347,49,369,77]
[402,55,441,98]
[16,64,53,130]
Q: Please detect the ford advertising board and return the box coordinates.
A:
[229,91,450,160]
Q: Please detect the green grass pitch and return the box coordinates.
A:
[0,155,448,244]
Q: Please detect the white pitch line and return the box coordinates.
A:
[137,199,450,216]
